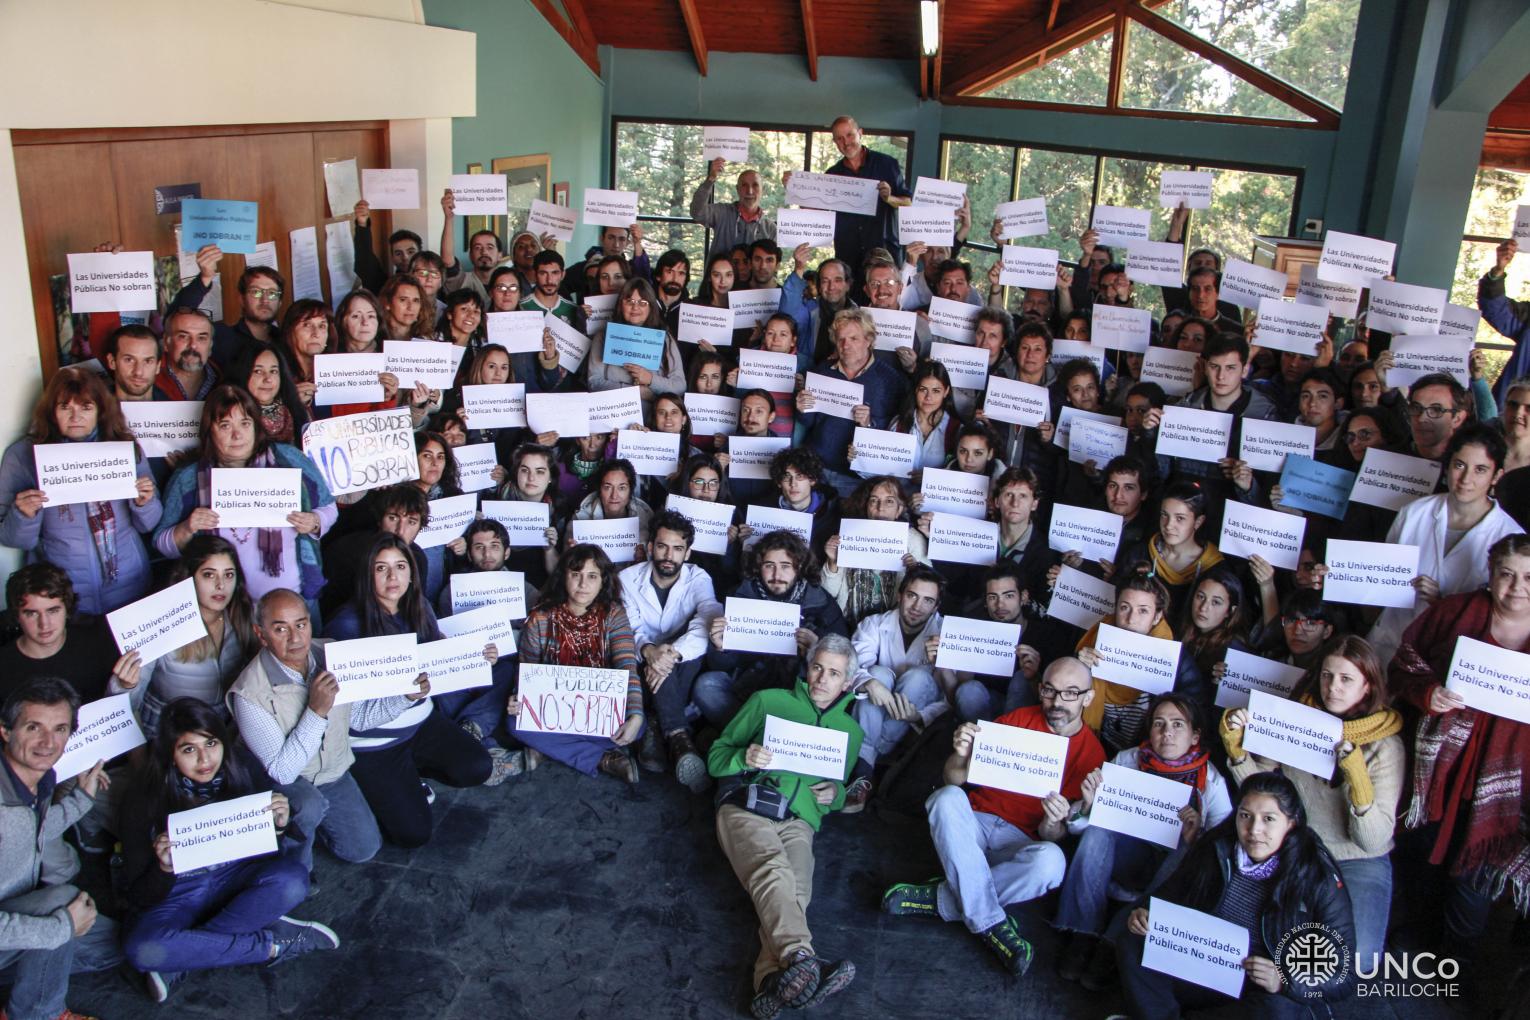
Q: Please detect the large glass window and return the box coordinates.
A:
[1453,166,1530,382]
[1119,20,1312,122]
[976,30,1114,107]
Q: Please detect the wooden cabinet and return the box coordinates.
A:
[1249,235,1323,298]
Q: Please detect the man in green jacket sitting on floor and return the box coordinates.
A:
[708,633,864,1019]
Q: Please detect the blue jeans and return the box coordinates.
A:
[694,670,781,729]
[925,784,1066,933]
[123,854,309,974]
[435,657,516,749]
[1337,855,1391,973]
[853,666,940,766]
[1054,825,1175,937]
[506,714,640,776]
[278,772,381,869]
[0,884,122,1020]
[1113,916,1308,1019]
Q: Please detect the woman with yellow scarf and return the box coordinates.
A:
[1220,634,1404,972]
[1112,480,1223,624]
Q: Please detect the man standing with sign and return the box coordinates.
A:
[708,634,863,1018]
[882,658,1103,977]
[0,679,121,1019]
[813,115,911,279]
[691,160,775,260]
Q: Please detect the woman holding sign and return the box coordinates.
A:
[889,362,962,473]
[1391,533,1530,962]
[119,698,336,1000]
[153,386,337,610]
[1114,481,1224,625]
[1222,635,1404,971]
[0,367,161,615]
[1116,771,1356,1017]
[586,278,686,413]
[822,475,928,627]
[507,543,645,783]
[328,290,404,419]
[1054,694,1231,990]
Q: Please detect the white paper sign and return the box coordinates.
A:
[360,168,419,210]
[1090,205,1151,248]
[1091,305,1153,353]
[735,348,797,391]
[416,633,495,696]
[703,125,751,162]
[677,304,735,346]
[1515,205,1530,245]
[686,393,741,436]
[762,715,849,780]
[1350,447,1441,511]
[516,662,628,738]
[1125,241,1186,289]
[1092,623,1181,696]
[289,225,323,303]
[616,429,682,475]
[866,306,918,352]
[324,220,356,305]
[936,616,1021,677]
[1140,348,1198,397]
[1091,762,1192,849]
[51,694,148,781]
[448,173,507,215]
[744,504,813,550]
[587,386,646,433]
[168,791,277,874]
[438,603,517,653]
[728,288,785,331]
[323,158,361,216]
[1142,898,1248,998]
[301,408,418,496]
[122,401,202,457]
[982,377,1050,428]
[485,310,544,354]
[785,172,878,216]
[1159,171,1213,210]
[1322,539,1419,609]
[777,209,838,250]
[1050,339,1107,377]
[479,501,551,546]
[911,176,967,211]
[571,516,642,563]
[1367,279,1446,335]
[313,353,386,405]
[1217,258,1288,311]
[1243,689,1343,778]
[723,596,802,655]
[993,198,1049,239]
[526,199,577,243]
[383,340,465,389]
[244,241,278,272]
[525,392,589,438]
[325,632,420,705]
[1296,263,1362,320]
[461,383,527,429]
[33,441,138,506]
[999,246,1060,289]
[1216,648,1306,710]
[663,493,734,556]
[68,251,157,314]
[966,721,1068,797]
[927,512,999,566]
[1156,405,1232,463]
[449,570,528,620]
[582,294,617,336]
[1439,302,1482,339]
[1219,500,1306,570]
[454,442,499,492]
[1319,230,1396,287]
[416,493,479,548]
[1239,418,1316,473]
[1048,565,1117,630]
[849,427,916,477]
[581,188,639,228]
[804,372,864,420]
[1446,635,1530,725]
[1049,504,1124,563]
[898,205,955,246]
[1254,297,1327,355]
[927,296,981,343]
[837,518,910,571]
[1389,334,1472,390]
[728,436,791,480]
[544,312,592,372]
[209,467,301,527]
[920,467,989,519]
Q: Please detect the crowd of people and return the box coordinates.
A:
[2,113,1528,1019]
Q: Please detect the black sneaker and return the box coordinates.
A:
[880,880,940,917]
[144,968,184,1003]
[637,724,667,773]
[801,957,855,1008]
[979,915,1034,977]
[749,972,785,1020]
[268,915,340,966]
[1056,931,1088,982]
[776,948,821,1008]
[1079,935,1117,991]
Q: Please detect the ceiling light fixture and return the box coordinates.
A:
[921,1,940,57]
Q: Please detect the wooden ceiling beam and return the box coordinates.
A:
[1046,0,1063,32]
[561,0,598,54]
[800,0,819,80]
[945,0,1117,97]
[931,0,945,98]
[677,0,708,76]
[919,54,929,100]
[527,0,600,77]
[1105,10,1126,109]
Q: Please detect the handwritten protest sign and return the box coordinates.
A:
[1244,689,1343,778]
[1091,305,1153,352]
[1219,500,1306,571]
[762,716,849,780]
[209,468,301,528]
[1092,623,1181,696]
[1091,763,1192,849]
[325,632,420,705]
[518,663,628,738]
[936,617,1020,677]
[168,791,277,874]
[51,694,147,781]
[1069,419,1128,467]
[67,251,156,313]
[1142,898,1248,998]
[1216,648,1307,710]
[107,578,207,663]
[927,513,999,566]
[1322,539,1419,609]
[723,597,801,656]
[360,168,419,210]
[785,172,878,216]
[302,408,418,496]
[1055,407,1121,452]
[33,441,138,505]
[967,721,1067,797]
[485,309,544,354]
[1446,636,1530,725]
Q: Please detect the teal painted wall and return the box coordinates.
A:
[422,0,605,253]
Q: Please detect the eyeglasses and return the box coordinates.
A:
[247,288,282,301]
[1342,428,1378,444]
[492,284,520,294]
[867,279,899,291]
[1283,616,1328,630]
[413,269,443,280]
[1038,684,1087,702]
[1407,402,1457,420]
[689,478,721,491]
[622,296,650,307]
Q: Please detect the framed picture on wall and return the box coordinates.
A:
[462,162,491,251]
[492,154,551,240]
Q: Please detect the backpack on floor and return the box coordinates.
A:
[872,711,960,821]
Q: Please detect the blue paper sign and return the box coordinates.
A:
[1279,455,1355,520]
[602,322,666,372]
[180,198,259,255]
[153,182,201,215]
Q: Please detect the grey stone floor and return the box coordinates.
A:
[64,763,1503,1018]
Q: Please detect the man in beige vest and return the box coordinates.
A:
[228,590,426,870]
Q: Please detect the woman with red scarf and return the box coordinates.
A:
[1052,693,1232,991]
[507,544,645,783]
[1391,533,1530,956]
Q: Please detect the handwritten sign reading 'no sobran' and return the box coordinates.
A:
[517,663,629,738]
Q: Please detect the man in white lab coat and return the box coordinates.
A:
[619,510,722,792]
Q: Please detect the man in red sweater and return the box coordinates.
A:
[880,657,1104,975]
